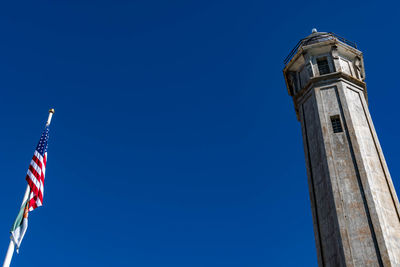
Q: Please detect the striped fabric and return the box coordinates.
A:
[26,126,49,211]
[11,125,50,252]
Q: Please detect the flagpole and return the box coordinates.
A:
[2,109,55,267]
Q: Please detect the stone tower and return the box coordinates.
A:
[283,30,400,266]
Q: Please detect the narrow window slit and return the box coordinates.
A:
[331,115,343,133]
[317,57,330,75]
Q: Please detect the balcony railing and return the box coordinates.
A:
[283,32,357,65]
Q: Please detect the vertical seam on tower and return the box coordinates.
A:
[335,87,384,267]
[301,104,326,267]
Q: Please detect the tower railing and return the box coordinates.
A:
[283,32,357,65]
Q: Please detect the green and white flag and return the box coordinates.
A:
[10,201,29,253]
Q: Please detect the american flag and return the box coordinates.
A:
[10,115,53,255]
[26,126,50,211]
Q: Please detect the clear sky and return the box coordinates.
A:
[1,1,399,266]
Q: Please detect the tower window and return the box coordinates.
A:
[317,57,330,75]
[330,116,343,133]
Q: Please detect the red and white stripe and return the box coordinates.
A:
[26,150,47,211]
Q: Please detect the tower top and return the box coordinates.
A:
[284,31,357,65]
[282,31,365,119]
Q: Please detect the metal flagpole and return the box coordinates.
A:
[2,109,55,267]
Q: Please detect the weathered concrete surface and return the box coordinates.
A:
[283,32,400,266]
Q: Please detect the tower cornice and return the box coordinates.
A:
[291,72,367,120]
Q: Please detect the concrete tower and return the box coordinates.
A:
[283,30,400,266]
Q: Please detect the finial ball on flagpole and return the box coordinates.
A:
[49,108,55,114]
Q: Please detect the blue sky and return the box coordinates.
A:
[1,1,399,266]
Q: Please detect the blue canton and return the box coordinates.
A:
[36,126,50,156]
